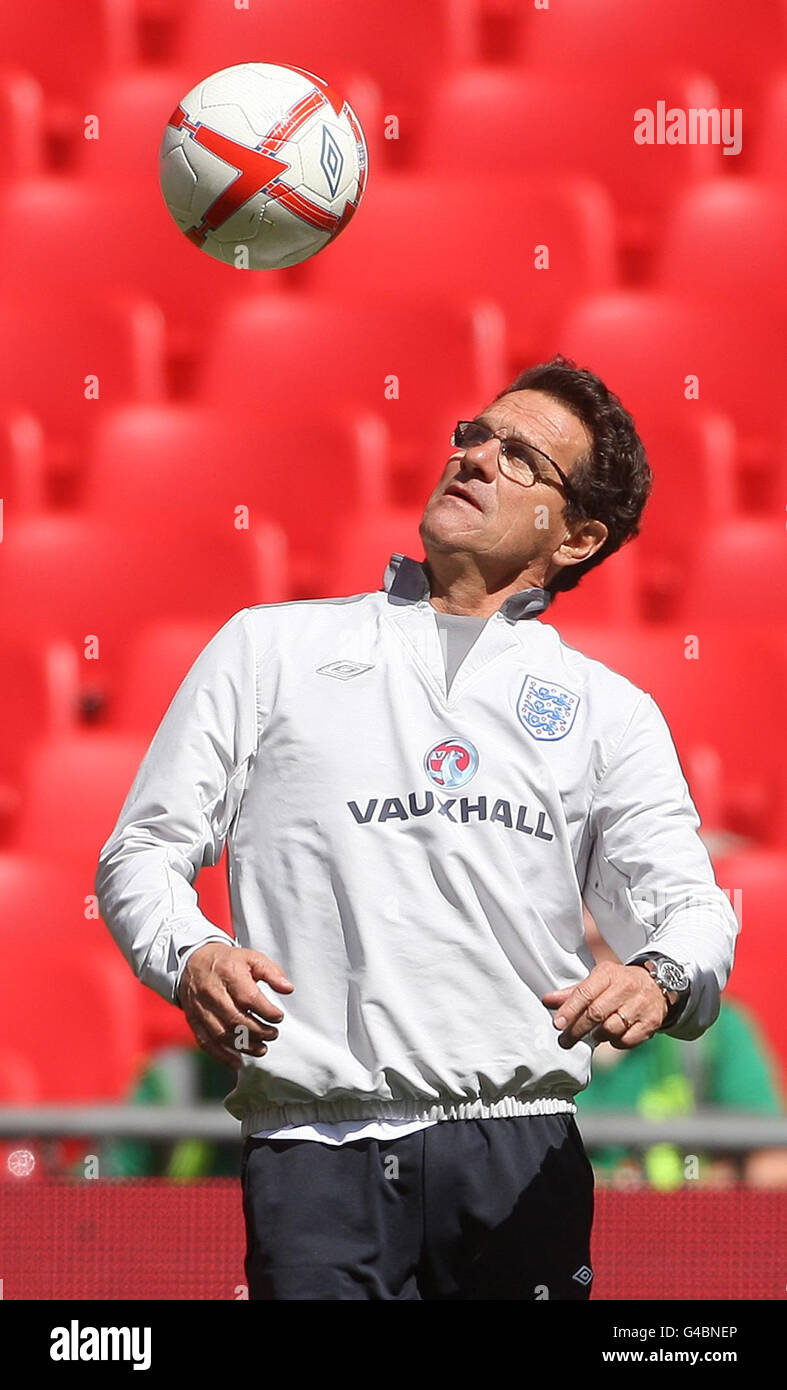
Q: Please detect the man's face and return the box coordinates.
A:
[419,389,592,583]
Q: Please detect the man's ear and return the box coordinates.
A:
[551,519,609,575]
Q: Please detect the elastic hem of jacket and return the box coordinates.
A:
[235,1093,577,1137]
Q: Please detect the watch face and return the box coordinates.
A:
[659,960,690,993]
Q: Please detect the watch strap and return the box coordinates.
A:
[629,954,690,1030]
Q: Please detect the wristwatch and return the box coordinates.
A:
[629,954,691,1029]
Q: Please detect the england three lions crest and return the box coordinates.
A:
[517,675,580,741]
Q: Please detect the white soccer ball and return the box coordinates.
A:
[158,61,369,269]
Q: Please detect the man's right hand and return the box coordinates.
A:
[177,943,295,1070]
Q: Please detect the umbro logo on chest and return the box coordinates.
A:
[316,660,375,680]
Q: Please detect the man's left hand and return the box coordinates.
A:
[542,962,669,1050]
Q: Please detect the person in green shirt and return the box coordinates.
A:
[101,1050,240,1179]
[578,996,784,1187]
[577,905,785,1188]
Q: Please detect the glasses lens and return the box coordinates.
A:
[454,421,492,449]
[499,441,538,486]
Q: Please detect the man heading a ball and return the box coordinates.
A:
[97,356,738,1300]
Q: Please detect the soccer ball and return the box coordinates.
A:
[158,62,368,269]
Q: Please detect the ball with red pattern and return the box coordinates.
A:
[159,62,368,269]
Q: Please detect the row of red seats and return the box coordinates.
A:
[1,396,782,617]
[180,0,787,125]
[507,0,787,109]
[2,159,786,329]
[7,60,787,216]
[1,166,784,337]
[0,204,784,403]
[0,497,785,716]
[0,171,616,345]
[4,0,784,108]
[0,832,784,1101]
[2,284,785,513]
[0,0,480,105]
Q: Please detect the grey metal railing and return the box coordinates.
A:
[0,1105,785,1149]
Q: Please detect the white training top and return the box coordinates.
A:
[96,553,739,1142]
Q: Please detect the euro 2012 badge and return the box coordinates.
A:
[517,676,580,741]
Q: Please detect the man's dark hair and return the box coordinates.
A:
[495,355,652,598]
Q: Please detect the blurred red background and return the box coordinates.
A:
[0,0,784,1200]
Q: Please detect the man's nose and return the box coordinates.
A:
[461,438,499,480]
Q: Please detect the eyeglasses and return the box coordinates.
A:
[451,419,577,502]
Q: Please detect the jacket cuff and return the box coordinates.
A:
[138,914,238,1006]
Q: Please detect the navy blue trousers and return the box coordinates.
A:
[241,1112,594,1300]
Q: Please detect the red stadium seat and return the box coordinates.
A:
[81,403,390,595]
[0,852,114,982]
[7,733,225,1063]
[553,292,787,472]
[550,623,787,846]
[752,70,787,178]
[0,174,292,353]
[632,407,738,618]
[541,544,641,627]
[0,515,289,699]
[0,177,269,341]
[4,751,231,1056]
[109,619,223,734]
[173,0,479,107]
[418,67,722,253]
[516,0,785,107]
[0,853,145,1100]
[0,69,46,180]
[0,0,138,102]
[0,633,80,821]
[0,291,165,456]
[321,507,425,597]
[198,293,507,477]
[669,520,787,626]
[655,181,787,314]
[713,849,787,1094]
[0,852,96,926]
[11,732,149,864]
[0,941,143,1101]
[0,1050,40,1102]
[0,409,47,515]
[777,420,787,516]
[307,172,617,361]
[77,65,203,179]
[0,848,206,1059]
